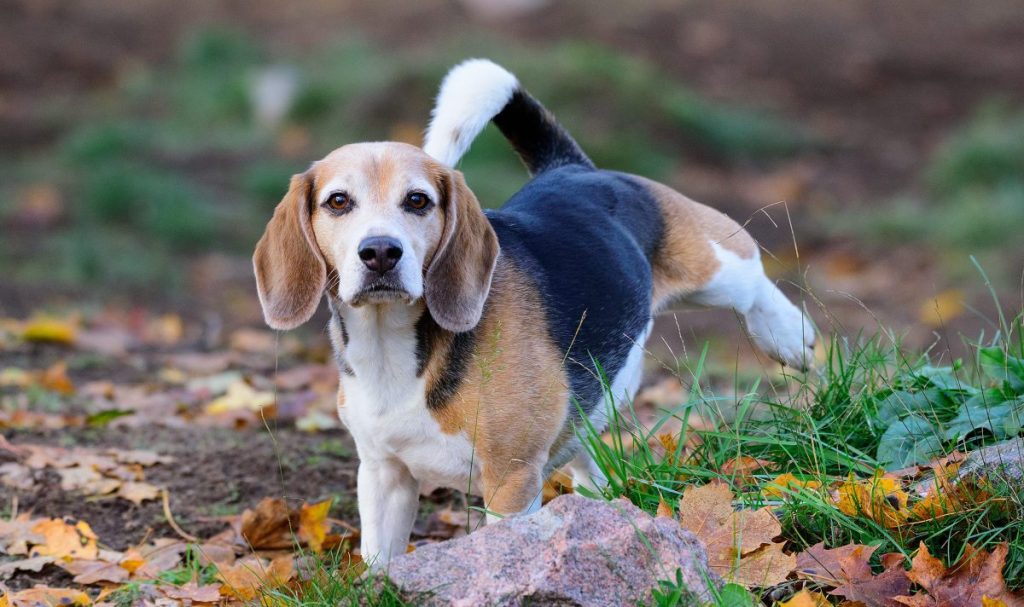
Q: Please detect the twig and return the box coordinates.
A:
[162,489,199,543]
[8,495,17,521]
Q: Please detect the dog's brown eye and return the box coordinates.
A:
[325,192,352,212]
[404,192,431,212]
[401,192,430,213]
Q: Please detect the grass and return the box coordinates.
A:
[574,300,1024,604]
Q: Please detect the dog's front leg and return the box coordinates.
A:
[358,458,419,568]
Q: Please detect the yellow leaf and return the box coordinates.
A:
[218,555,294,601]
[779,589,832,607]
[117,482,162,505]
[205,381,276,414]
[834,473,909,528]
[764,473,822,498]
[298,499,332,552]
[918,289,965,327]
[982,597,1008,607]
[21,318,77,345]
[29,519,99,560]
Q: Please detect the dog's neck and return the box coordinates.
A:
[327,295,428,396]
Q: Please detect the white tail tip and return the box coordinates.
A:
[423,59,519,167]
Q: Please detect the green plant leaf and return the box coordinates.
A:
[875,390,944,427]
[877,414,945,469]
[979,347,1024,392]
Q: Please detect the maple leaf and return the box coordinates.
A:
[893,542,1024,607]
[678,481,795,587]
[59,558,130,584]
[158,581,223,602]
[796,542,910,607]
[834,473,910,528]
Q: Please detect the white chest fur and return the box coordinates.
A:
[333,302,480,492]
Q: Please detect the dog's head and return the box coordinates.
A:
[253,142,499,333]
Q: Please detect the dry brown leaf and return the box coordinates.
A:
[117,481,161,505]
[124,539,188,579]
[894,543,1024,607]
[218,555,294,601]
[240,497,295,550]
[0,557,53,579]
[29,519,99,560]
[4,586,91,607]
[159,581,222,602]
[678,481,794,587]
[796,542,910,607]
[59,558,130,584]
[0,515,44,555]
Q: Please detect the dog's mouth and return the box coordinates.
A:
[351,280,414,306]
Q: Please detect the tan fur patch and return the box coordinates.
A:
[636,176,757,311]
[423,258,570,514]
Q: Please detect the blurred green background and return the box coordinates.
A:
[1,0,1022,353]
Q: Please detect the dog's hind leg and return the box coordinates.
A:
[641,177,815,370]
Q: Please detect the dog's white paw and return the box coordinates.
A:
[744,284,815,371]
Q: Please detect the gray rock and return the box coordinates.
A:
[959,438,1024,484]
[386,494,718,607]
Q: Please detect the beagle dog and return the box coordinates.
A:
[253,59,814,566]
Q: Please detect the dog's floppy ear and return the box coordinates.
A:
[253,173,326,330]
[425,169,499,333]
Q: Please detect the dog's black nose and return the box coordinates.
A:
[358,236,403,275]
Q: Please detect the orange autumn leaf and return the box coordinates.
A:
[656,497,674,518]
[720,456,775,476]
[779,589,831,607]
[29,519,99,560]
[893,543,1024,607]
[678,481,795,587]
[39,362,74,395]
[834,473,909,528]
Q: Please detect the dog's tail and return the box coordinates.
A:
[423,59,594,175]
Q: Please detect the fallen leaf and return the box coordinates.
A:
[720,456,775,476]
[159,581,222,602]
[205,380,276,414]
[117,481,162,505]
[656,497,674,518]
[21,318,77,345]
[240,498,295,550]
[764,473,823,499]
[29,519,99,560]
[780,589,831,607]
[678,481,795,587]
[123,539,188,579]
[919,290,965,327]
[38,361,74,395]
[796,542,910,607]
[59,558,130,584]
[894,543,1024,607]
[0,515,44,555]
[0,556,53,579]
[834,473,910,528]
[5,586,91,607]
[298,499,332,552]
[217,555,294,601]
